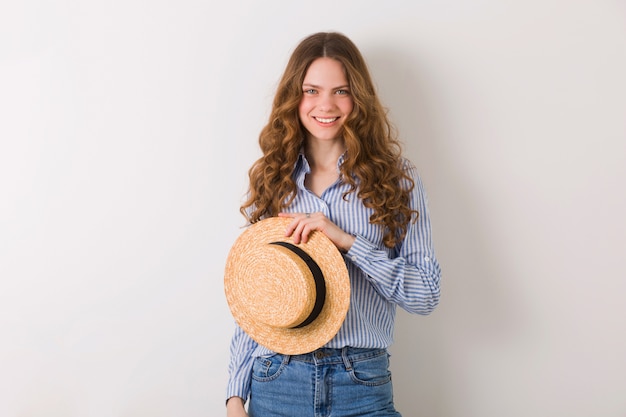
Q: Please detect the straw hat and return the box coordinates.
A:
[224,217,350,355]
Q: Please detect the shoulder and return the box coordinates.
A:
[398,157,420,181]
[399,156,416,171]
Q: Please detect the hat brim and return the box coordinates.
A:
[224,217,350,355]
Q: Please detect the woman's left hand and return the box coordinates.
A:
[278,212,356,253]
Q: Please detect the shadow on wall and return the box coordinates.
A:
[365,44,523,416]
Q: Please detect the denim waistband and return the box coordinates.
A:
[284,347,387,365]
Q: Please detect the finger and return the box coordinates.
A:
[278,212,311,224]
[291,220,306,244]
[283,218,298,237]
[295,217,316,244]
[278,212,301,237]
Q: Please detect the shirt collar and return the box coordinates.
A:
[297,149,347,171]
[295,149,347,191]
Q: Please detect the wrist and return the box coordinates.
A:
[226,396,245,408]
[340,233,356,253]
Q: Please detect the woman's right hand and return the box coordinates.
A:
[226,397,248,417]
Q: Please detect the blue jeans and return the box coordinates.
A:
[248,347,402,417]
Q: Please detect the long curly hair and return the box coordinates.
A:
[241,31,417,248]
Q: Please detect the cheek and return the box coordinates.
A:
[342,99,354,115]
[298,100,312,121]
[298,98,309,114]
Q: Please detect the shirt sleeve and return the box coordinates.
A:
[226,323,258,403]
[345,161,441,315]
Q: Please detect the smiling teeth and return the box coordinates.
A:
[316,117,338,123]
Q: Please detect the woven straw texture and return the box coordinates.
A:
[224,217,350,354]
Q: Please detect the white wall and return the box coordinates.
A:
[1,1,625,416]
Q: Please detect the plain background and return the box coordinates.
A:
[1,1,625,416]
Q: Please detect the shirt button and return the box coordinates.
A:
[351,255,357,262]
[424,256,431,262]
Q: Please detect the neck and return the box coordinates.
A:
[304,138,346,171]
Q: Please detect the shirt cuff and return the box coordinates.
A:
[226,385,249,406]
[344,233,376,266]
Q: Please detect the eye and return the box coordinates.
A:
[335,89,350,95]
[303,89,317,94]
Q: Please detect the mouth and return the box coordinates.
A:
[314,116,339,124]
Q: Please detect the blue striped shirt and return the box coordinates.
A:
[226,152,441,402]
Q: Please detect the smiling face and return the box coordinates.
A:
[298,57,354,144]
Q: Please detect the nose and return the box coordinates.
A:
[318,92,336,111]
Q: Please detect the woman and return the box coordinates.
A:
[226,31,441,417]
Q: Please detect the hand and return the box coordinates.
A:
[226,397,248,417]
[278,212,356,253]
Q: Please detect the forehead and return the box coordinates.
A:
[303,57,348,86]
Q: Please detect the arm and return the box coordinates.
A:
[346,165,441,314]
[226,396,247,417]
[279,161,441,314]
[226,324,257,411]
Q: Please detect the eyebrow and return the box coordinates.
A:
[303,83,350,90]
